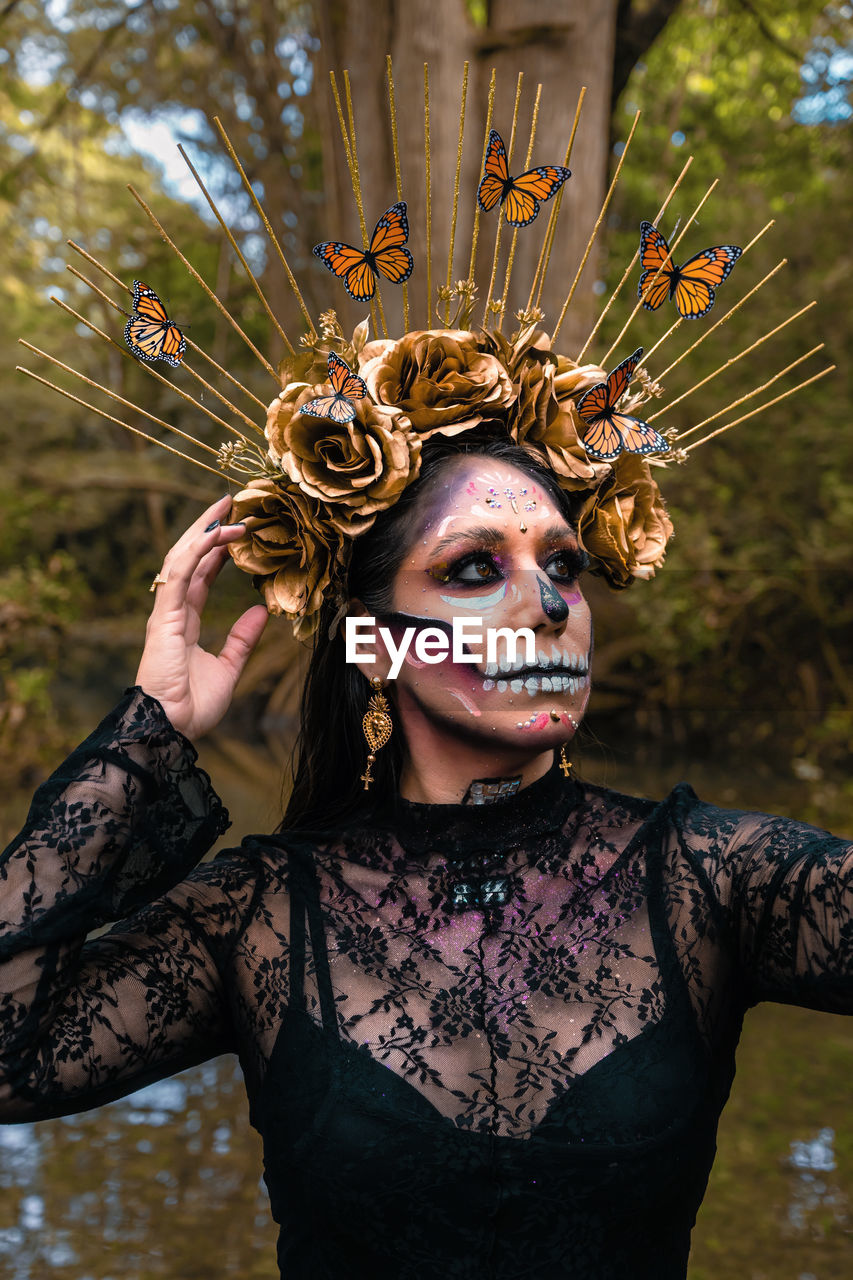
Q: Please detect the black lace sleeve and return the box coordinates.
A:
[675,788,853,1013]
[0,687,257,1122]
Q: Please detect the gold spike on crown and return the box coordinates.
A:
[17,61,834,639]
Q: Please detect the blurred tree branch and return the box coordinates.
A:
[612,0,684,107]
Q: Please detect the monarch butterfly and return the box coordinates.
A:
[638,222,742,320]
[476,130,571,228]
[300,352,367,424]
[123,281,186,366]
[313,202,414,302]
[577,348,669,461]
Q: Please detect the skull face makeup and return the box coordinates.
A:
[356,456,592,769]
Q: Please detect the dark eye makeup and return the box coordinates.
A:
[432,545,589,588]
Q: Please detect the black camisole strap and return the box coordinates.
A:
[286,845,339,1040]
[287,848,307,1014]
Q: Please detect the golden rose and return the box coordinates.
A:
[577,454,674,588]
[360,329,514,438]
[476,327,609,489]
[479,322,555,379]
[553,355,610,403]
[227,478,348,638]
[508,361,611,491]
[265,386,420,531]
[265,385,309,456]
[507,359,554,442]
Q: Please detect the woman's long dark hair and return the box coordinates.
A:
[279,433,581,832]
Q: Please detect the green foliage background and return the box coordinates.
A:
[0,0,851,795]
[594,0,853,789]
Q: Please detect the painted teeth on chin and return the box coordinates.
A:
[479,661,589,691]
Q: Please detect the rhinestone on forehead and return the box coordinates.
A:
[484,485,537,518]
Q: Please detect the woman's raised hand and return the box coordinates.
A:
[135,495,269,741]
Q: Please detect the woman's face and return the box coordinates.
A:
[377,455,592,751]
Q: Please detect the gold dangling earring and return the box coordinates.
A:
[360,677,393,790]
[559,743,572,777]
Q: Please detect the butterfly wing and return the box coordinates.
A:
[368,202,415,286]
[576,380,624,459]
[348,260,381,301]
[368,201,410,253]
[503,166,572,227]
[502,184,538,228]
[576,380,610,424]
[612,414,669,456]
[313,240,376,300]
[577,348,647,460]
[124,315,186,367]
[638,270,672,313]
[373,246,414,285]
[131,281,169,323]
[579,415,625,460]
[638,221,676,311]
[672,244,743,319]
[158,322,186,364]
[301,394,357,424]
[477,130,510,213]
[602,347,645,409]
[477,173,505,214]
[327,351,367,401]
[125,282,186,365]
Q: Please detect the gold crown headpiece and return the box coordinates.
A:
[17,61,834,639]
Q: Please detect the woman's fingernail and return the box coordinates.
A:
[205,519,221,532]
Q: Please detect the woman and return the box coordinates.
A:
[3,55,848,1268]
[1,427,851,1279]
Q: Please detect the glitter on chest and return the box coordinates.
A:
[317,843,658,1065]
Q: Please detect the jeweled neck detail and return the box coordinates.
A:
[368,752,579,860]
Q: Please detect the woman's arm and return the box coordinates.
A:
[727,809,853,1010]
[676,791,853,1012]
[0,688,261,1122]
[0,849,262,1123]
[0,497,269,1121]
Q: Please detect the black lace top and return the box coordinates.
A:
[1,688,851,1279]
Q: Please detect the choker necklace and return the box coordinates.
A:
[462,776,522,805]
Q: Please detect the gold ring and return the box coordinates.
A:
[149,573,169,593]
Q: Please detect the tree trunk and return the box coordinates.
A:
[313,0,619,353]
[480,0,619,351]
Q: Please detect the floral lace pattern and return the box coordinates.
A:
[1,689,851,1277]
